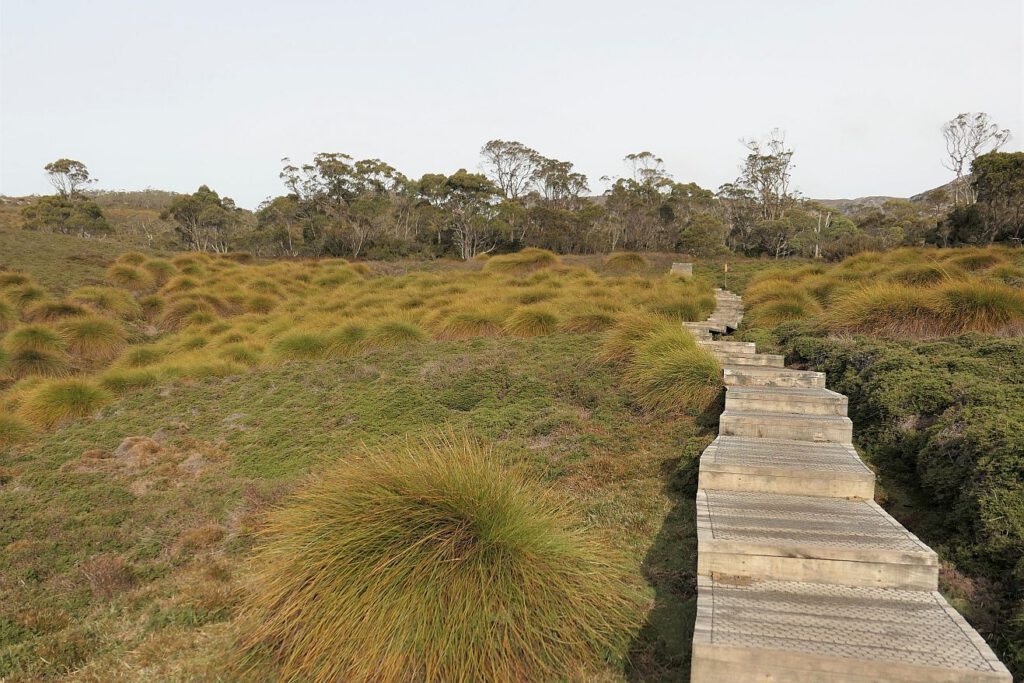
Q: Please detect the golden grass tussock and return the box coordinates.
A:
[160,298,218,330]
[560,307,618,333]
[931,281,1024,335]
[502,306,561,337]
[432,307,507,340]
[325,323,370,356]
[483,248,561,274]
[69,286,142,319]
[5,284,48,309]
[139,294,166,320]
[106,264,155,291]
[744,246,1024,338]
[7,349,71,379]
[115,251,149,265]
[18,379,112,428]
[604,252,649,272]
[887,262,963,286]
[141,258,178,285]
[596,312,678,365]
[828,284,942,337]
[364,320,428,350]
[24,299,89,322]
[60,316,127,361]
[624,333,722,415]
[948,250,1006,272]
[246,295,277,314]
[236,430,644,682]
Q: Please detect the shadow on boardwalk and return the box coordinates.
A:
[626,399,721,682]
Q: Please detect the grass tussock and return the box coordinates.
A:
[933,281,1024,335]
[624,336,722,415]
[24,300,89,322]
[70,286,141,319]
[18,379,112,428]
[270,331,330,360]
[744,246,1024,338]
[502,306,561,337]
[433,308,506,340]
[365,320,427,350]
[561,308,618,333]
[0,412,33,447]
[604,252,649,272]
[237,431,643,682]
[106,264,155,291]
[60,316,127,361]
[5,324,65,354]
[597,312,675,365]
[484,248,561,274]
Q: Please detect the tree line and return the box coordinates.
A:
[18,115,1023,259]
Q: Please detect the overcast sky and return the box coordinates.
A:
[2,0,1022,209]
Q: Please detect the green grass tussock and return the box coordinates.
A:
[98,367,159,394]
[270,331,330,360]
[17,378,112,428]
[4,324,65,354]
[237,431,644,682]
[0,412,32,447]
[7,348,71,378]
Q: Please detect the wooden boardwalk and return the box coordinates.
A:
[688,289,1011,682]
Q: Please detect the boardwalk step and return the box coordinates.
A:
[696,489,938,590]
[719,410,853,444]
[697,436,874,498]
[712,352,785,367]
[692,576,1012,683]
[723,366,826,388]
[699,340,756,353]
[724,385,848,416]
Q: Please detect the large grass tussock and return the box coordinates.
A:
[237,432,643,682]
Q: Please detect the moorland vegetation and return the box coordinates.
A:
[0,244,726,680]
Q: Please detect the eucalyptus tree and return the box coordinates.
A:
[942,112,1011,205]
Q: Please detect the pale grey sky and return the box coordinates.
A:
[1,0,1022,209]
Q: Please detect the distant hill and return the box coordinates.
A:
[816,180,954,216]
